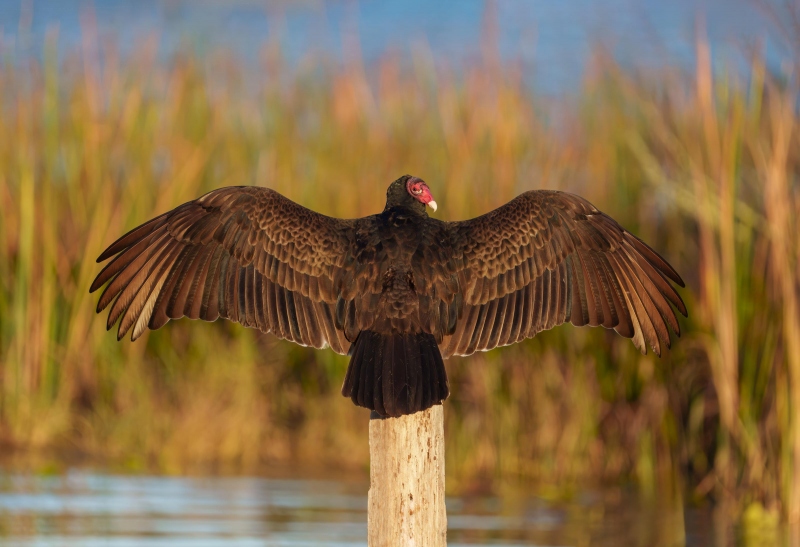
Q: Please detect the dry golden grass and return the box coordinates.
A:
[0,30,799,528]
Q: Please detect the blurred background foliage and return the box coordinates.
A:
[0,2,799,530]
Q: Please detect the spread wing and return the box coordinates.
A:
[90,186,363,354]
[440,190,687,357]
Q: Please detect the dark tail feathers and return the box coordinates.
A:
[342,331,449,418]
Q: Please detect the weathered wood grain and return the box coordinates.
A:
[368,405,447,546]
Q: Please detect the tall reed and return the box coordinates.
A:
[0,27,798,525]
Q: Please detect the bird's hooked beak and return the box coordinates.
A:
[418,184,437,212]
[407,176,438,212]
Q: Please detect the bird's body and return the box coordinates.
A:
[92,175,686,417]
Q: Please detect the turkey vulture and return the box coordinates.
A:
[91,175,686,417]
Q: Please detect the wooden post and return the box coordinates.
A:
[368,405,447,546]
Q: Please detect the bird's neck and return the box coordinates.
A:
[383,203,427,217]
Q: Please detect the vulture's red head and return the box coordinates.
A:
[385,175,438,214]
[406,176,437,212]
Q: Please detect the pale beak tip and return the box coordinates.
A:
[428,200,438,212]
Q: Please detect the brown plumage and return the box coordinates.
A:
[92,175,687,417]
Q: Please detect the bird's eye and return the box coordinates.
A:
[412,186,423,195]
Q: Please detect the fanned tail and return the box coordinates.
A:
[342,331,449,417]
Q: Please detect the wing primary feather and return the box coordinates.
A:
[532,273,545,332]
[223,256,239,321]
[253,271,266,331]
[455,303,480,356]
[237,265,251,326]
[95,229,170,311]
[597,253,633,337]
[607,253,657,354]
[568,253,589,326]
[92,227,164,294]
[185,245,215,320]
[292,290,309,345]
[304,297,324,348]
[588,251,618,329]
[466,304,490,355]
[313,301,332,351]
[105,234,173,329]
[539,269,554,331]
[131,273,169,341]
[199,246,224,320]
[262,278,278,336]
[483,296,506,350]
[284,288,301,342]
[446,294,459,335]
[313,301,334,351]
[96,214,169,263]
[522,278,536,338]
[241,264,255,327]
[211,251,231,319]
[623,231,685,287]
[180,245,214,320]
[618,252,670,352]
[624,242,688,318]
[545,267,561,330]
[563,255,574,323]
[345,300,359,341]
[499,287,517,346]
[577,250,602,327]
[334,298,346,330]
[148,244,186,330]
[475,298,502,351]
[510,285,526,343]
[114,240,179,338]
[166,245,202,319]
[274,283,289,339]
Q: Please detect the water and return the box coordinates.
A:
[0,469,718,546]
[0,0,787,95]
